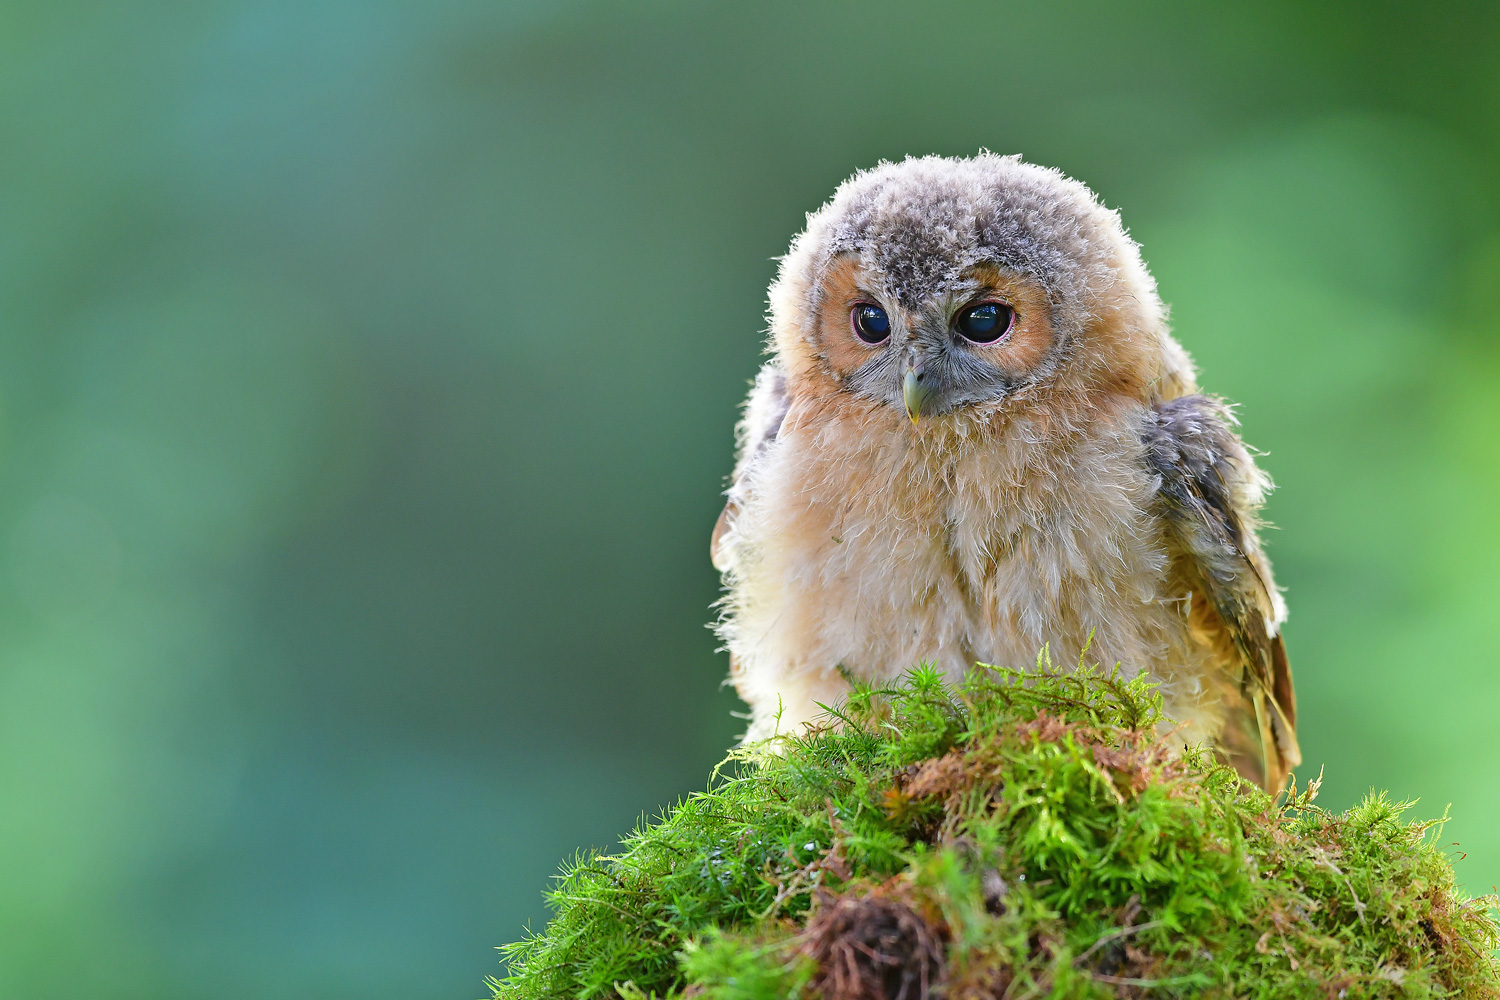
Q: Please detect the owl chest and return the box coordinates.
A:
[814,480,1046,617]
[770,434,1166,661]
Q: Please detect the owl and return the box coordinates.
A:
[710,153,1299,791]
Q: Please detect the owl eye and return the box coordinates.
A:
[955,302,1014,344]
[851,303,891,344]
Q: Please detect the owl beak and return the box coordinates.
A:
[903,363,934,425]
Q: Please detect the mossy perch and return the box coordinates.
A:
[493,664,1499,999]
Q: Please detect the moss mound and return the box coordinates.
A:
[493,664,1500,999]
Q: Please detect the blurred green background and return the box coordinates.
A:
[1,2,1497,996]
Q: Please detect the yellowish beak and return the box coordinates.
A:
[903,368,934,425]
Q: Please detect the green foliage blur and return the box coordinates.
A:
[0,3,1495,997]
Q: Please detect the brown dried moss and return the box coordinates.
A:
[799,885,946,1000]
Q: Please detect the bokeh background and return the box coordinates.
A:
[2,2,1498,996]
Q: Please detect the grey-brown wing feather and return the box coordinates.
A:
[1143,395,1300,791]
[711,365,791,571]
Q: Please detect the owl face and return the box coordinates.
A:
[811,255,1057,422]
[770,154,1186,420]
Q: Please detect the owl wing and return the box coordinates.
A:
[711,365,791,571]
[1143,395,1300,792]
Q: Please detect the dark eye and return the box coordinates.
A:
[851,303,891,344]
[955,302,1014,344]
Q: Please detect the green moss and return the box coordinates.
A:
[493,661,1499,999]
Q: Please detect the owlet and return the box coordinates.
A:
[711,154,1299,791]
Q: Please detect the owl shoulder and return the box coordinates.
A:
[712,365,791,570]
[732,365,791,477]
[1139,394,1272,566]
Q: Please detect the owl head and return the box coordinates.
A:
[768,154,1195,424]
